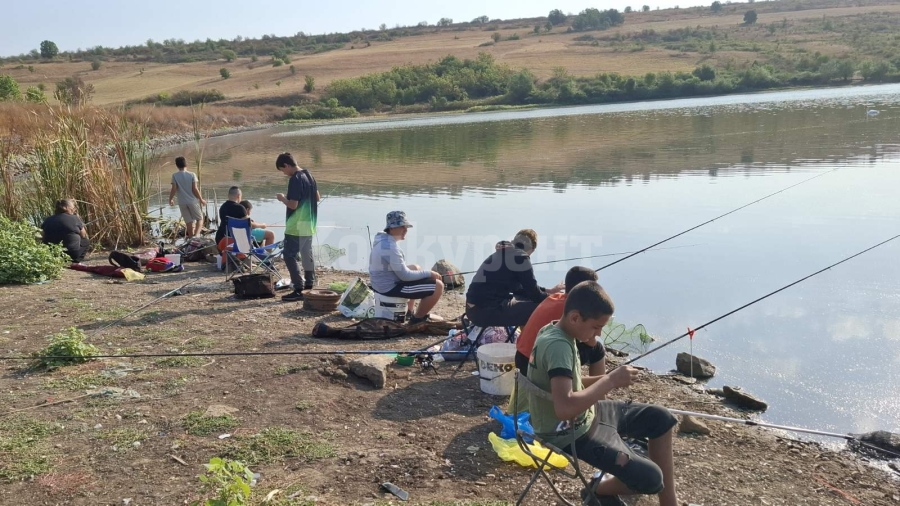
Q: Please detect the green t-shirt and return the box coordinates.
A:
[527,323,595,447]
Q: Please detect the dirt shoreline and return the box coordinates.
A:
[0,253,897,505]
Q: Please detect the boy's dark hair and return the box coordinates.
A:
[564,266,598,293]
[513,228,538,251]
[275,152,297,170]
[54,198,73,214]
[563,281,614,320]
[175,156,186,169]
[239,200,252,211]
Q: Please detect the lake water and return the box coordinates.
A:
[156,84,900,442]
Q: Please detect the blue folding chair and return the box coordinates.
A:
[223,218,285,284]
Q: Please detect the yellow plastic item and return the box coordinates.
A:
[488,432,569,469]
[121,268,145,281]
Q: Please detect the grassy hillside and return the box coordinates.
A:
[1,0,899,115]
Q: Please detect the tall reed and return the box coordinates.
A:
[4,106,154,247]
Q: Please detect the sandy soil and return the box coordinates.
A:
[0,253,897,505]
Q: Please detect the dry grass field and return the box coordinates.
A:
[2,0,899,108]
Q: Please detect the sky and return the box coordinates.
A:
[2,0,708,57]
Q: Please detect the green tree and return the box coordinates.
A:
[492,32,501,43]
[859,60,892,81]
[304,75,315,93]
[90,59,102,71]
[711,1,723,13]
[744,10,758,24]
[692,64,716,81]
[642,5,650,12]
[506,69,535,102]
[219,68,231,79]
[0,75,21,101]
[548,9,567,25]
[24,85,46,103]
[438,17,453,27]
[624,6,633,13]
[472,15,489,24]
[40,40,59,59]
[222,49,236,62]
[55,75,94,106]
[572,8,625,31]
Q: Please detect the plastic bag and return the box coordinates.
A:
[439,330,470,361]
[487,432,568,469]
[489,405,534,441]
[336,277,375,319]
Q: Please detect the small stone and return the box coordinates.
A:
[723,386,768,411]
[94,424,103,429]
[678,415,711,435]
[675,353,716,379]
[349,355,395,389]
[332,369,348,381]
[132,441,141,448]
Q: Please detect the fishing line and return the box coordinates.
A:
[93,278,202,333]
[0,350,472,361]
[621,232,900,366]
[668,408,900,459]
[595,167,838,272]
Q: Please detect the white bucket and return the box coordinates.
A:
[477,343,517,395]
[374,292,407,322]
[164,253,182,265]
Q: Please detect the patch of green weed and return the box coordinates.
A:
[98,428,146,452]
[0,417,60,479]
[45,372,112,391]
[156,356,205,368]
[275,363,313,376]
[183,411,240,436]
[224,427,335,465]
[294,400,313,412]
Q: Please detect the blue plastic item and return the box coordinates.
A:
[489,405,534,442]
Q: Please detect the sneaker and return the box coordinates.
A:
[407,314,428,325]
[281,290,304,302]
[580,474,625,506]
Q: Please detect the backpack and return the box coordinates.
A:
[232,273,275,299]
[180,238,217,262]
[146,257,177,273]
[109,250,141,271]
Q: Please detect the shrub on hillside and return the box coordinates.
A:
[134,89,225,107]
[0,75,22,101]
[0,215,70,284]
[283,100,358,120]
[91,59,102,71]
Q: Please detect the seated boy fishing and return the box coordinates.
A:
[527,281,679,506]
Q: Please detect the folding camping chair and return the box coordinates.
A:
[512,371,603,506]
[223,218,285,283]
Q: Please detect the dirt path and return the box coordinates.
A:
[0,256,897,505]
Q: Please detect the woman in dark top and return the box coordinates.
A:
[41,199,91,263]
[465,229,564,328]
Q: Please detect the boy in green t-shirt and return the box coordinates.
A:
[527,281,679,506]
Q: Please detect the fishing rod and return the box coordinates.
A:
[94,278,201,333]
[84,190,168,226]
[622,232,900,366]
[668,408,900,459]
[453,243,702,277]
[0,349,473,361]
[595,167,838,272]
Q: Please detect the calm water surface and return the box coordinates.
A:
[157,84,900,441]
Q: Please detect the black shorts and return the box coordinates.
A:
[566,400,677,495]
[377,278,437,299]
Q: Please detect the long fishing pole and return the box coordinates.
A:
[94,278,202,333]
[0,349,473,361]
[622,232,900,366]
[595,167,838,272]
[668,408,900,459]
[453,243,702,277]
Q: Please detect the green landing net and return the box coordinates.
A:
[602,322,655,354]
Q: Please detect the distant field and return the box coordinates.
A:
[1,0,898,107]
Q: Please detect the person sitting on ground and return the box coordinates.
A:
[215,186,248,250]
[239,200,276,247]
[465,229,563,330]
[368,211,444,325]
[528,281,679,506]
[515,266,604,377]
[41,198,92,263]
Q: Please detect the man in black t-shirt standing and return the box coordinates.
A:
[215,186,248,246]
[41,198,92,263]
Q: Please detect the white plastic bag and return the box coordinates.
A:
[336,277,376,318]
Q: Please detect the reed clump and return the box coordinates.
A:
[0,106,154,247]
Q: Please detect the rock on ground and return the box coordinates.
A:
[349,354,396,389]
[432,259,465,289]
[676,352,716,378]
[723,385,768,411]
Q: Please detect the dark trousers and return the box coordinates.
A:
[466,298,540,329]
[67,237,92,263]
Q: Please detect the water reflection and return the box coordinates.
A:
[152,84,900,438]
